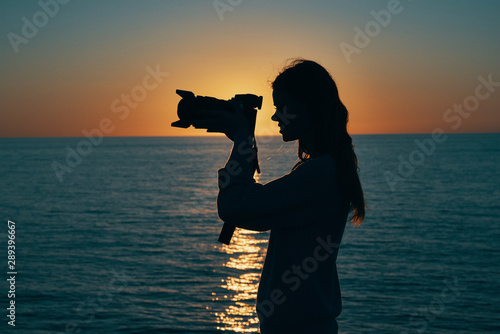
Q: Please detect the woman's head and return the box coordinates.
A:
[271,59,346,154]
[271,58,365,225]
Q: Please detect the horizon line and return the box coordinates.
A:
[1,132,499,140]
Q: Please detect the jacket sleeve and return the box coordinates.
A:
[217,132,338,231]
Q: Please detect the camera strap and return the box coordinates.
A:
[252,136,261,174]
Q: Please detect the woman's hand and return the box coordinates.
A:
[191,100,251,141]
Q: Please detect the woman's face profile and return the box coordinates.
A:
[272,90,308,142]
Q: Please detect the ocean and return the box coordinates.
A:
[1,134,499,333]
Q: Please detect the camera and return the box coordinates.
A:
[171,89,263,134]
[172,89,263,245]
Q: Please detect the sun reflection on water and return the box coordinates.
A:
[213,227,268,332]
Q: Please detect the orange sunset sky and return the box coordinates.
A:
[1,0,499,138]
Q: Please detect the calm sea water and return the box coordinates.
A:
[1,134,499,333]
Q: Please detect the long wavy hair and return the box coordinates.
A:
[272,58,365,225]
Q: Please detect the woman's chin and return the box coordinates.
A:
[280,131,294,142]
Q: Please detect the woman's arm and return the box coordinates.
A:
[217,130,339,231]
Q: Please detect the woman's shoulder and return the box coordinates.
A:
[291,154,336,172]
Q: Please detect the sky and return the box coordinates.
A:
[1,0,499,137]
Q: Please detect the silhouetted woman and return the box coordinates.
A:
[193,59,365,334]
